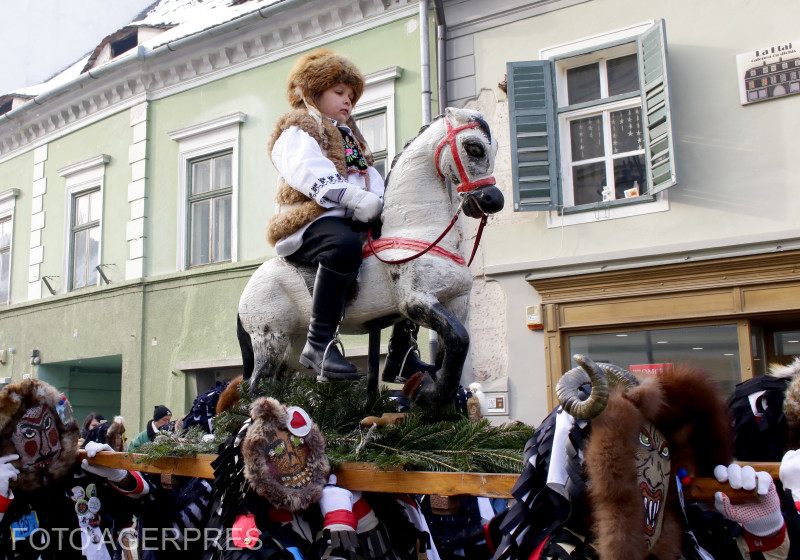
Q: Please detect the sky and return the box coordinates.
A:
[0,0,155,95]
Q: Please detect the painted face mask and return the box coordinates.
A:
[634,421,671,550]
[242,398,329,511]
[12,405,63,472]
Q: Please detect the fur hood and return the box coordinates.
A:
[584,365,733,559]
[241,397,329,512]
[0,378,80,491]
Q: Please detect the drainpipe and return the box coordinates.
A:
[433,0,447,114]
[419,0,432,125]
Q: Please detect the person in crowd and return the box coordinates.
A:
[0,378,149,559]
[82,415,127,452]
[129,405,172,451]
[80,412,105,440]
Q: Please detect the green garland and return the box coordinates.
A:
[134,376,534,474]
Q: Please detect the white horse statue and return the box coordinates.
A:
[237,107,504,407]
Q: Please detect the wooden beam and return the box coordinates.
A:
[78,451,771,501]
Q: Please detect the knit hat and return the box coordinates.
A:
[153,404,171,422]
[286,48,365,117]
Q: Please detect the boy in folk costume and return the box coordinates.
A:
[267,48,433,381]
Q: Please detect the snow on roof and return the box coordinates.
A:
[131,0,283,50]
[6,0,283,99]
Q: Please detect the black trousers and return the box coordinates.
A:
[285,217,363,274]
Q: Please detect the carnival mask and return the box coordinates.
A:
[242,398,329,511]
[11,405,62,472]
[635,421,670,550]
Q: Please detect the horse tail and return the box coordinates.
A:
[237,314,255,381]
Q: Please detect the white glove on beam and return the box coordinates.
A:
[81,458,128,483]
[320,474,357,531]
[714,463,783,537]
[780,449,800,503]
[340,186,382,222]
[0,455,19,498]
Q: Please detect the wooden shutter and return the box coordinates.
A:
[507,60,559,211]
[638,19,677,194]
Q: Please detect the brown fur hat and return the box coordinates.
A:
[775,357,800,448]
[241,397,329,512]
[584,365,733,559]
[286,48,365,111]
[0,378,80,491]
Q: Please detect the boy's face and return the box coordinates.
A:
[316,83,355,125]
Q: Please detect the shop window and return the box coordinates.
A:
[568,324,741,397]
[506,20,676,223]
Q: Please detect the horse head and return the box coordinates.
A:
[435,107,504,218]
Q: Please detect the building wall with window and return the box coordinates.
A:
[0,0,431,431]
[444,0,800,426]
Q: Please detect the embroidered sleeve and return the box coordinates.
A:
[272,127,348,207]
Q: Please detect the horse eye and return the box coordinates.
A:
[464,142,485,158]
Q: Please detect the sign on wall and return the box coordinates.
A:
[737,40,800,105]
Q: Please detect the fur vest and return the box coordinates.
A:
[265,109,374,247]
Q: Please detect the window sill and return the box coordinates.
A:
[547,191,669,227]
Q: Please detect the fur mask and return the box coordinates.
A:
[0,378,80,491]
[241,397,329,512]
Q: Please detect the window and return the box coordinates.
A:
[507,20,677,219]
[355,111,388,178]
[188,152,232,267]
[0,216,11,304]
[568,324,741,397]
[58,155,108,293]
[71,188,101,289]
[169,113,245,271]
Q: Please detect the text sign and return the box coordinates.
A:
[630,363,674,376]
[736,40,800,105]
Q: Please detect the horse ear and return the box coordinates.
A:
[444,106,457,121]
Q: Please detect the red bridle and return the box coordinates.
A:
[364,116,495,267]
[434,118,496,192]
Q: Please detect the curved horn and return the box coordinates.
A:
[596,362,639,391]
[556,355,639,420]
[556,355,609,420]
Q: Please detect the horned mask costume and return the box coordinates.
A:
[493,355,733,560]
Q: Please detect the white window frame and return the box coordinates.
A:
[541,22,670,227]
[169,113,245,272]
[58,155,109,293]
[354,67,402,172]
[0,189,19,304]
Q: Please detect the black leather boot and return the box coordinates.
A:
[299,264,359,380]
[382,319,436,381]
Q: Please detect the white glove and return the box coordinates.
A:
[339,186,382,222]
[84,441,115,457]
[714,463,783,537]
[0,454,19,498]
[780,449,800,503]
[320,474,357,531]
[81,459,128,483]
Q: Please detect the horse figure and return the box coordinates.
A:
[237,107,504,407]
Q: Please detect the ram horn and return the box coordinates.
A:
[556,354,639,420]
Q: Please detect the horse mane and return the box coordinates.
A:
[384,111,491,189]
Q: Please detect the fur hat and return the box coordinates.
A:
[0,378,80,491]
[776,356,800,446]
[241,397,329,512]
[286,48,365,113]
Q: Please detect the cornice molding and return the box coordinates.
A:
[530,250,800,304]
[0,0,417,162]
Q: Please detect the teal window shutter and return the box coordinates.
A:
[638,19,677,194]
[507,60,559,211]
